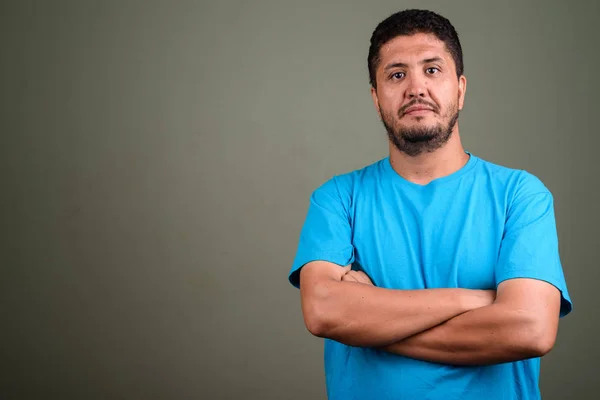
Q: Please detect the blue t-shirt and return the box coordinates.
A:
[289,153,572,400]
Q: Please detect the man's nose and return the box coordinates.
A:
[408,87,425,98]
[405,76,426,98]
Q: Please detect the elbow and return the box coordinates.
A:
[301,281,339,338]
[304,310,329,338]
[522,319,557,357]
[302,294,327,337]
[529,330,556,357]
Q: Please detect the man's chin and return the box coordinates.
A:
[397,126,442,143]
[398,119,439,131]
[401,133,439,143]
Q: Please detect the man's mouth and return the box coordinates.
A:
[404,106,434,116]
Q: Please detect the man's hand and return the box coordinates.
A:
[342,269,374,285]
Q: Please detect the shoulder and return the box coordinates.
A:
[313,158,387,200]
[473,155,551,200]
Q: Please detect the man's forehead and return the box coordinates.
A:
[379,33,449,62]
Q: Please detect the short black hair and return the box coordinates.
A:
[368,9,464,88]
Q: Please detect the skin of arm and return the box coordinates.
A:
[299,261,495,348]
[342,270,562,365]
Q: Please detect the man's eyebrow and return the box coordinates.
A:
[384,57,445,70]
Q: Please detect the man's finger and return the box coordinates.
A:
[343,271,360,280]
[356,272,371,285]
[342,271,372,285]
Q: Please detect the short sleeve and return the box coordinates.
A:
[495,173,572,317]
[288,177,355,289]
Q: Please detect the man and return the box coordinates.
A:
[288,9,572,400]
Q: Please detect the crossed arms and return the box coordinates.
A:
[299,261,562,366]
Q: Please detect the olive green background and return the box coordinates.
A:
[1,0,597,399]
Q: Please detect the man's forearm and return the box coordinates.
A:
[303,279,492,348]
[381,302,548,365]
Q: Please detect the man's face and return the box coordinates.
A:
[371,33,467,157]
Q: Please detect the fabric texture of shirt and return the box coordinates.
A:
[289,153,572,400]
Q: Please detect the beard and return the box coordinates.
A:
[380,99,460,157]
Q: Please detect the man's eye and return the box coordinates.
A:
[391,72,405,80]
[426,67,440,74]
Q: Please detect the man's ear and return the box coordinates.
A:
[458,75,467,110]
[371,86,381,119]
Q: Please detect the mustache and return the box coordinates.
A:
[399,100,439,116]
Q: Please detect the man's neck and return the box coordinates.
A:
[388,131,469,186]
